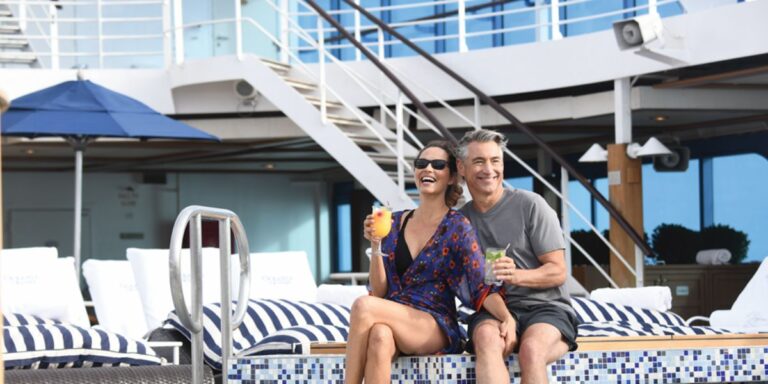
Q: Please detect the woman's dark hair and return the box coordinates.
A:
[416,140,464,207]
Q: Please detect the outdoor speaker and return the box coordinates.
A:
[653,146,690,172]
[234,80,258,99]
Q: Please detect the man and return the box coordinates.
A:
[456,129,578,384]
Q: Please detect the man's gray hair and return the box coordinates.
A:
[456,129,508,160]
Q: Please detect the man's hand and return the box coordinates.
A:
[494,256,520,285]
[498,316,517,356]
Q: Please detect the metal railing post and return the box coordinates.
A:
[18,0,27,31]
[457,0,468,52]
[473,96,481,130]
[561,166,571,276]
[318,17,327,123]
[235,0,243,60]
[49,2,59,70]
[169,206,251,384]
[97,0,104,68]
[377,27,384,59]
[635,245,644,287]
[551,0,563,40]
[279,0,289,63]
[163,0,172,68]
[648,0,658,16]
[173,0,184,64]
[353,0,361,61]
[396,91,404,193]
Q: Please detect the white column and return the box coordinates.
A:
[49,2,59,69]
[173,0,184,64]
[535,0,548,42]
[162,0,172,68]
[354,0,361,61]
[18,0,27,31]
[550,0,563,40]
[561,167,571,276]
[457,0,468,52]
[97,0,104,68]
[648,0,658,16]
[234,0,242,60]
[279,0,289,63]
[614,78,632,144]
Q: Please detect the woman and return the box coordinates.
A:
[345,141,510,384]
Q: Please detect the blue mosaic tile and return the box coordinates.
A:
[228,346,768,383]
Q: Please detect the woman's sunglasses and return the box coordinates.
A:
[414,158,448,170]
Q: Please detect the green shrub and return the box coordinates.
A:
[651,224,700,264]
[700,224,750,264]
[569,229,610,266]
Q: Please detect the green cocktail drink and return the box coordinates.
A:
[484,248,505,285]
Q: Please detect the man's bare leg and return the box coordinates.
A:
[517,323,569,384]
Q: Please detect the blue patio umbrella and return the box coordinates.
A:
[2,79,219,277]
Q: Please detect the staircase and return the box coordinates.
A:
[256,57,420,209]
[0,4,39,68]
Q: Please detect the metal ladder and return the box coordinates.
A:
[0,3,38,68]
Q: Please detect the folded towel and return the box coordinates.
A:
[317,284,368,308]
[590,286,672,312]
[710,309,768,333]
[696,249,731,265]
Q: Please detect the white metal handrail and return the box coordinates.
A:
[169,206,250,384]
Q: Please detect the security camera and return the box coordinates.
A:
[613,13,663,50]
[234,80,258,99]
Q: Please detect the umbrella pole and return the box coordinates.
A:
[74,148,83,279]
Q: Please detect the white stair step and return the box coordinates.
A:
[0,38,27,48]
[327,114,365,127]
[0,52,36,63]
[0,10,12,18]
[282,76,316,91]
[385,170,414,179]
[368,153,415,165]
[346,133,398,146]
[0,24,20,34]
[304,95,343,109]
[261,57,291,73]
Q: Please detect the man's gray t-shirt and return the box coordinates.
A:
[460,188,573,314]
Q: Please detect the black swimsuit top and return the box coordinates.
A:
[394,210,416,278]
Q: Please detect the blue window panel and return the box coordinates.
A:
[642,159,700,235]
[388,0,443,57]
[566,180,594,231]
[562,0,632,38]
[712,154,768,263]
[465,4,498,50]
[499,1,537,46]
[505,176,533,192]
[594,178,609,232]
[336,203,353,272]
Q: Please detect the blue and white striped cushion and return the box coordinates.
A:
[571,297,686,327]
[577,321,730,337]
[241,324,349,356]
[3,323,163,369]
[3,313,61,327]
[165,299,351,370]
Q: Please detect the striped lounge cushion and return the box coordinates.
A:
[3,313,61,327]
[165,299,350,370]
[571,297,686,327]
[577,321,730,337]
[241,324,349,356]
[3,322,164,369]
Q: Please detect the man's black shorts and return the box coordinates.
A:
[466,302,579,353]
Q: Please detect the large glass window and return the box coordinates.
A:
[712,154,768,262]
[642,159,701,234]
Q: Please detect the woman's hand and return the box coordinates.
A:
[498,315,517,356]
[363,214,381,249]
[494,256,520,285]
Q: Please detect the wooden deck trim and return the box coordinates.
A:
[308,335,768,355]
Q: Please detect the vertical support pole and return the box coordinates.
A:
[354,0,361,61]
[218,218,233,376]
[396,91,404,193]
[162,0,172,68]
[535,0,548,42]
[457,0,468,52]
[279,0,289,63]
[635,245,644,287]
[189,214,204,384]
[550,0,563,40]
[614,78,632,144]
[648,0,658,16]
[19,0,27,31]
[318,17,326,123]
[473,96,481,130]
[377,27,386,128]
[234,0,243,60]
[377,27,384,59]
[73,148,83,279]
[173,0,184,64]
[97,0,104,68]
[561,166,571,276]
[699,157,714,229]
[49,2,59,69]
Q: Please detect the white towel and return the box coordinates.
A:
[696,249,731,265]
[590,286,672,312]
[710,309,768,333]
[316,284,369,308]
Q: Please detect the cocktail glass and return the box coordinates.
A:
[372,206,392,253]
[484,247,505,285]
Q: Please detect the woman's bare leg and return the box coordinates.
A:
[363,324,398,384]
[344,296,448,384]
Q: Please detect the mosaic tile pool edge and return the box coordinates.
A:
[229,345,768,383]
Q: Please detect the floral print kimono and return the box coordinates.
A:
[379,209,497,353]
